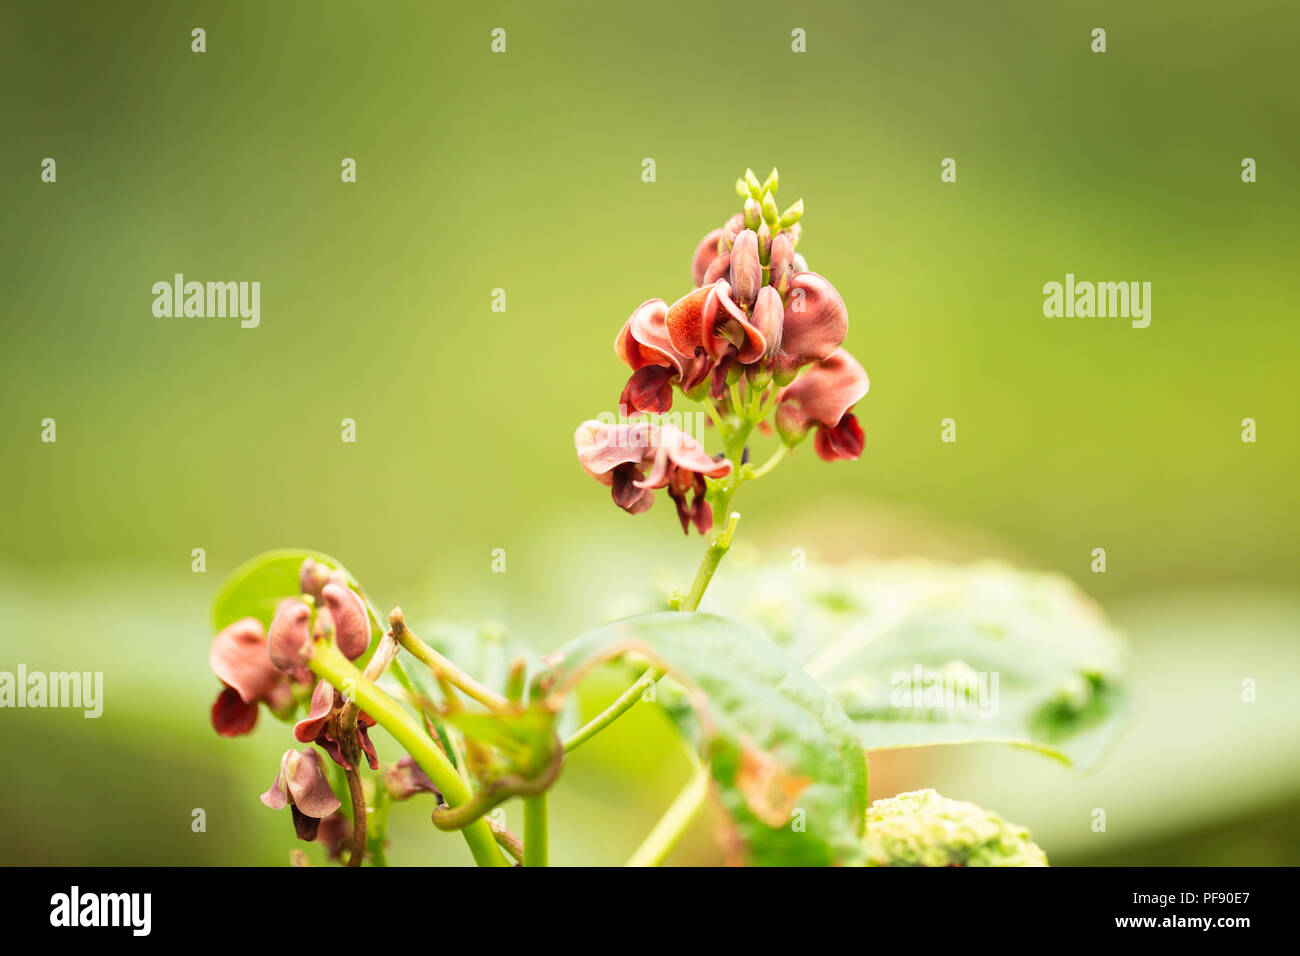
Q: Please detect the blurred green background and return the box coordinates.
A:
[1,0,1297,865]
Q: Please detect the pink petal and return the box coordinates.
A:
[614,299,680,374]
[267,599,313,680]
[209,617,279,705]
[294,679,335,743]
[775,348,869,444]
[775,272,848,380]
[636,424,732,489]
[690,228,724,287]
[769,233,795,297]
[703,280,766,364]
[574,420,655,483]
[665,285,712,358]
[323,583,370,660]
[286,748,342,819]
[729,229,762,312]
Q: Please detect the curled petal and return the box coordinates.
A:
[323,583,370,660]
[267,600,313,680]
[729,229,762,312]
[209,617,279,705]
[774,272,849,380]
[690,228,724,287]
[614,299,678,374]
[294,680,335,743]
[211,686,259,737]
[664,285,711,358]
[703,281,766,364]
[775,348,869,445]
[814,413,865,462]
[610,462,655,514]
[636,424,732,490]
[575,420,655,483]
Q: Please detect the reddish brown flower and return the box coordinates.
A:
[615,298,710,413]
[261,747,342,841]
[208,617,294,737]
[384,755,443,802]
[774,348,869,461]
[575,420,732,533]
[294,679,380,771]
[268,584,370,681]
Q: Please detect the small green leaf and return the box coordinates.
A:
[210,548,384,643]
[701,560,1133,770]
[536,611,867,865]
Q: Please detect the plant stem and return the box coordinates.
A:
[392,617,510,712]
[523,793,548,867]
[308,643,511,867]
[625,762,710,867]
[344,766,367,867]
[563,666,661,753]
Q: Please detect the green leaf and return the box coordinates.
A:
[210,548,385,644]
[536,611,867,865]
[701,560,1133,770]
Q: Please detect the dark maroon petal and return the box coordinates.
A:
[323,583,370,660]
[814,413,865,462]
[620,365,675,414]
[267,599,313,680]
[291,805,322,842]
[211,686,259,737]
[385,755,443,802]
[610,462,655,514]
[316,812,351,860]
[358,720,379,771]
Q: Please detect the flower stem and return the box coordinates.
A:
[523,792,548,867]
[308,643,511,867]
[344,766,366,867]
[625,761,710,867]
[392,615,510,712]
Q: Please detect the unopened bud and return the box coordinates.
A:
[743,168,762,199]
[761,191,780,229]
[761,167,779,195]
[779,198,804,229]
[743,197,762,231]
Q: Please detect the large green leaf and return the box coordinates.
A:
[699,560,1132,770]
[535,611,867,865]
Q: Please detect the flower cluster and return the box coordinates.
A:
[206,558,408,856]
[577,169,869,533]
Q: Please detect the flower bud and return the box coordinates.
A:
[761,167,779,195]
[729,230,762,312]
[743,197,762,231]
[769,233,795,297]
[384,755,443,802]
[756,222,772,266]
[322,582,370,660]
[734,177,749,199]
[743,168,762,199]
[722,213,744,250]
[268,599,313,680]
[779,198,804,229]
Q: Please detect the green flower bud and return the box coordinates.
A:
[863,789,1048,867]
[744,168,763,199]
[761,191,780,229]
[743,197,763,231]
[779,198,804,229]
[735,177,749,199]
[761,167,779,195]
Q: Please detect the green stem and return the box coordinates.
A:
[308,643,510,867]
[523,793,548,867]
[749,444,787,480]
[625,762,710,867]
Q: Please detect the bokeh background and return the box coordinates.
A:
[2,0,1297,865]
